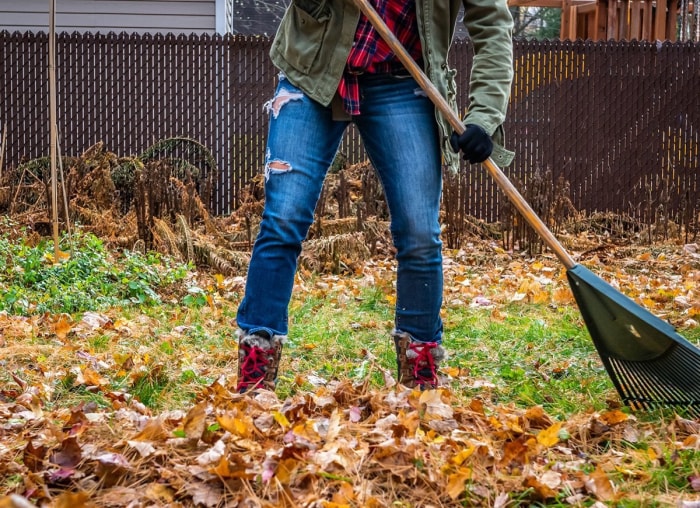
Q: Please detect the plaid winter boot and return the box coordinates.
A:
[393,331,446,389]
[236,329,285,393]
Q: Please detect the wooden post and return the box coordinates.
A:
[560,0,572,39]
[594,0,608,40]
[630,1,642,39]
[619,0,630,39]
[607,0,619,39]
[49,0,59,255]
[642,0,653,39]
[654,0,668,40]
[667,0,678,41]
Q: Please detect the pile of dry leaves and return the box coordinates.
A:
[2,362,700,507]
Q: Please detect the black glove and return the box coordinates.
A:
[449,124,493,164]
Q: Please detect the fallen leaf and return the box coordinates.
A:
[537,422,563,448]
[182,401,208,440]
[419,390,453,420]
[446,466,472,500]
[584,467,617,502]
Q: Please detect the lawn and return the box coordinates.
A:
[2,223,700,507]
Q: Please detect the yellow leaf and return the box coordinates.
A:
[442,366,460,377]
[146,484,175,502]
[446,467,472,500]
[52,491,91,508]
[275,457,299,485]
[506,418,524,434]
[451,444,476,466]
[217,414,250,438]
[272,410,290,428]
[537,422,563,448]
[531,288,550,304]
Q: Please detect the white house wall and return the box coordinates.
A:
[0,0,217,35]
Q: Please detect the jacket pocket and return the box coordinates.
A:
[277,1,331,74]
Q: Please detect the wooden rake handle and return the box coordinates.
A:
[352,0,576,269]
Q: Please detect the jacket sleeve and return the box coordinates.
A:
[461,0,514,152]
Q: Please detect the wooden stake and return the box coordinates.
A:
[0,122,7,180]
[49,0,59,256]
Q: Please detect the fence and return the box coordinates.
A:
[1,31,699,225]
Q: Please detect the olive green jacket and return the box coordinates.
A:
[270,0,514,171]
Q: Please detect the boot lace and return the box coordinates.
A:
[237,342,274,391]
[409,341,439,387]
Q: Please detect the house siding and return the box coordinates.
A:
[0,0,216,35]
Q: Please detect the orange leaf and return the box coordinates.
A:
[446,467,472,500]
[53,314,73,340]
[599,409,629,426]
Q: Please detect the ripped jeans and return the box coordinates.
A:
[236,73,444,343]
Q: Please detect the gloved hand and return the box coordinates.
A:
[449,124,493,164]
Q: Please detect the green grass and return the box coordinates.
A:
[2,221,698,421]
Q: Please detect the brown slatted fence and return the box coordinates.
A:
[1,31,699,224]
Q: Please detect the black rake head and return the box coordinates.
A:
[566,264,700,415]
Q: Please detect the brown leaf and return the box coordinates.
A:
[130,417,170,442]
[584,467,617,502]
[49,437,82,469]
[52,491,93,508]
[182,401,207,439]
[93,452,132,487]
[186,482,224,508]
[419,389,453,420]
[523,475,558,500]
[500,436,536,469]
[524,405,553,429]
[23,439,47,473]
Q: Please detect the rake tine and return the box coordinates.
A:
[619,365,666,407]
[610,359,689,409]
[644,347,700,395]
[622,359,689,405]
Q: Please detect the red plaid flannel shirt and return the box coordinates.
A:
[338,0,423,115]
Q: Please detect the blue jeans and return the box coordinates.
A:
[236,73,444,343]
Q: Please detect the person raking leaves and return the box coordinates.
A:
[235,0,515,392]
